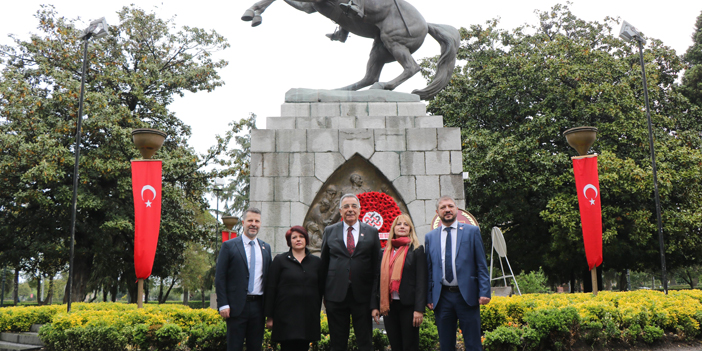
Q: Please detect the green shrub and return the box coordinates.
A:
[419,308,439,351]
[372,328,389,351]
[513,267,549,294]
[642,325,664,344]
[187,322,227,351]
[483,325,523,351]
[523,307,580,351]
[580,320,603,346]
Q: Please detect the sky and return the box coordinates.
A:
[2,1,700,158]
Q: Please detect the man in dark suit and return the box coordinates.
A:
[215,208,272,351]
[320,193,381,351]
[425,196,491,351]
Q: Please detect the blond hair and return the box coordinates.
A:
[385,213,421,253]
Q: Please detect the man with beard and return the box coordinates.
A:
[215,208,272,351]
[425,196,490,351]
[320,193,381,351]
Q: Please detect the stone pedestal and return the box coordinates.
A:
[250,89,465,254]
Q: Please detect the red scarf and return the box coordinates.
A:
[380,237,411,314]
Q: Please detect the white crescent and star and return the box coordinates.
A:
[141,185,157,207]
[583,184,598,205]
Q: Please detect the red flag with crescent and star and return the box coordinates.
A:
[131,160,162,280]
[572,155,603,270]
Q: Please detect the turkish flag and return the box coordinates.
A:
[222,230,237,242]
[131,160,162,280]
[572,155,603,270]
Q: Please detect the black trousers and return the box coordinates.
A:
[325,286,373,351]
[279,339,310,351]
[225,298,265,351]
[384,300,420,351]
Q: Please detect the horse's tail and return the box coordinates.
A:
[412,23,460,100]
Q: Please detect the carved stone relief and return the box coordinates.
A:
[304,154,409,253]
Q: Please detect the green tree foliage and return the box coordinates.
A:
[680,11,702,107]
[423,4,702,283]
[218,113,256,221]
[0,5,231,302]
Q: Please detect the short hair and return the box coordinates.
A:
[338,193,360,209]
[285,225,309,248]
[435,195,457,209]
[244,207,261,219]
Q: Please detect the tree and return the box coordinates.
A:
[0,5,232,302]
[680,11,702,108]
[423,4,702,285]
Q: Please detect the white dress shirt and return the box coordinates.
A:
[242,235,264,295]
[440,220,459,286]
[219,235,264,312]
[342,221,360,250]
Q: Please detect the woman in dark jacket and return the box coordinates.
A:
[377,213,427,351]
[264,226,323,351]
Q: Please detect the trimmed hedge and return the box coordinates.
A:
[2,290,701,350]
[482,290,702,350]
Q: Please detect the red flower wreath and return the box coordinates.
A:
[357,192,402,245]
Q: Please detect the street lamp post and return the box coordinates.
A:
[213,179,225,239]
[66,17,110,312]
[619,21,668,294]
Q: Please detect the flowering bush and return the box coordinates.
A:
[357,191,401,234]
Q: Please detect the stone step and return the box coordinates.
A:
[0,332,42,346]
[28,326,41,333]
[0,340,42,351]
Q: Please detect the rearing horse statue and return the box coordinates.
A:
[241,0,460,100]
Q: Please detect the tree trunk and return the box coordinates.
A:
[64,253,94,303]
[201,289,205,309]
[569,270,576,293]
[36,276,42,305]
[110,277,119,302]
[13,267,19,305]
[158,278,164,304]
[619,270,628,291]
[45,277,54,305]
[183,287,189,305]
[160,278,177,304]
[144,279,150,304]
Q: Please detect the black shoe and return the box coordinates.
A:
[326,28,349,42]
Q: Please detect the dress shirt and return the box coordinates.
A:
[219,235,265,312]
[242,235,264,295]
[440,220,458,286]
[342,221,361,250]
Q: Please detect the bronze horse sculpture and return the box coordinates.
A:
[241,0,460,100]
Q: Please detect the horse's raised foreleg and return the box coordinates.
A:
[370,36,420,91]
[337,39,393,91]
[241,0,276,26]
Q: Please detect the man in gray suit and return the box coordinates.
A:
[215,208,272,351]
[320,193,381,351]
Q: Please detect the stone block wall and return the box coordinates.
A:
[250,101,465,254]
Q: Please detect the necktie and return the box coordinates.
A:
[347,227,355,256]
[248,241,256,293]
[445,227,454,283]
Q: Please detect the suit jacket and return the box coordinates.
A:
[320,221,381,304]
[378,244,427,312]
[425,223,490,307]
[215,236,272,318]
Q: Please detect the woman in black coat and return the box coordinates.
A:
[264,226,323,351]
[376,213,427,351]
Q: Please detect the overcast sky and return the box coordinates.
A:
[2,1,700,157]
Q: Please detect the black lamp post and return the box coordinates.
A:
[66,17,110,312]
[213,179,224,239]
[619,20,668,294]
